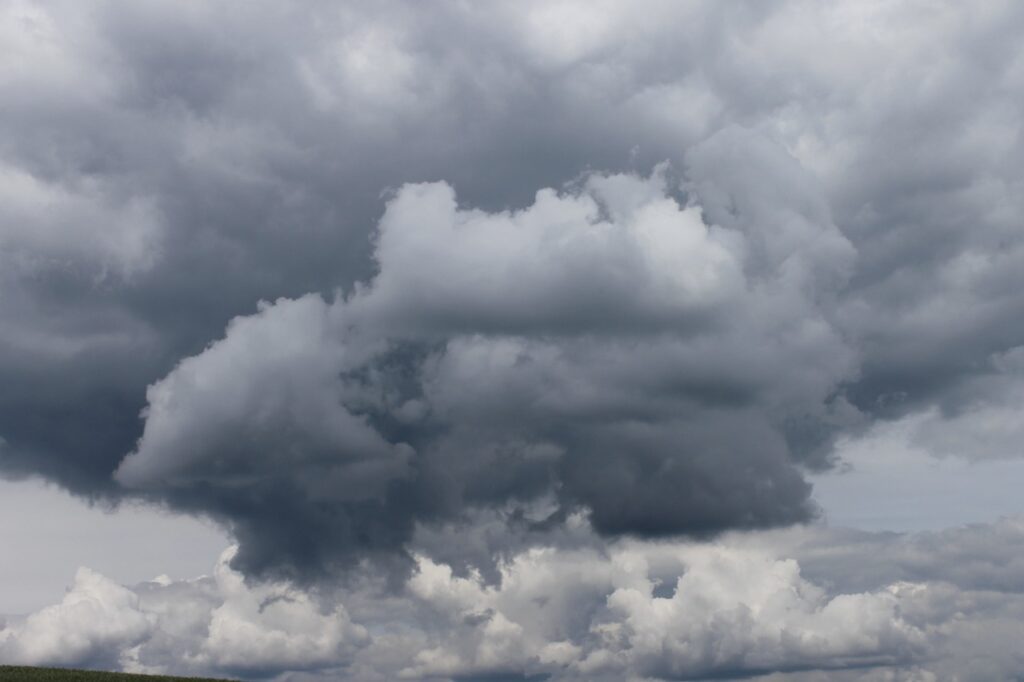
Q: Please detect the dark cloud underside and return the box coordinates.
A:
[2,0,1024,593]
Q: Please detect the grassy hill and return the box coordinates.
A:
[0,667,236,682]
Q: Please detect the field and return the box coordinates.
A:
[0,667,235,682]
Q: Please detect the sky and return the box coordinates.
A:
[2,0,1024,679]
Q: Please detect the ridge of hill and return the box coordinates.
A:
[0,667,236,682]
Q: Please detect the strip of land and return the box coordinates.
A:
[0,667,235,682]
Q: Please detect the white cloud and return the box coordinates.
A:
[17,526,1024,680]
[397,541,924,680]
[0,567,152,667]
[349,165,745,332]
[1,547,367,677]
[192,548,367,673]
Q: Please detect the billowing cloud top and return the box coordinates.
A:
[3,0,1024,679]
[112,148,858,579]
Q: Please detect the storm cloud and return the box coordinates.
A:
[3,0,1024,678]
[110,150,857,579]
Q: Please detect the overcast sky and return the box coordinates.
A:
[3,1,1024,680]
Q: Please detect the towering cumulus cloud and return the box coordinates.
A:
[115,141,856,579]
[4,0,1024,679]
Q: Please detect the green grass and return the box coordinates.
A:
[0,667,236,682]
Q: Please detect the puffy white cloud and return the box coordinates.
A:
[191,548,367,673]
[351,165,745,332]
[381,518,1024,681]
[0,567,152,667]
[14,522,1024,680]
[1,547,366,677]
[395,541,924,680]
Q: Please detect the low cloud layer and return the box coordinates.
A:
[6,520,1024,680]
[0,548,365,677]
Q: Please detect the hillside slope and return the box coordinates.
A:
[0,667,235,682]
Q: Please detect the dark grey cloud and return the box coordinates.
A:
[105,146,855,580]
[2,0,1024,635]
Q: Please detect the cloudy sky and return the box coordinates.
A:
[3,1,1024,679]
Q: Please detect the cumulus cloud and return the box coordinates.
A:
[113,294,416,578]
[379,519,1024,682]
[9,520,1024,680]
[1,547,366,678]
[352,165,746,332]
[1,0,1022,527]
[0,567,152,668]
[112,153,857,579]
[397,541,923,680]
[189,548,367,674]
[2,0,1022,500]
[4,0,1024,678]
